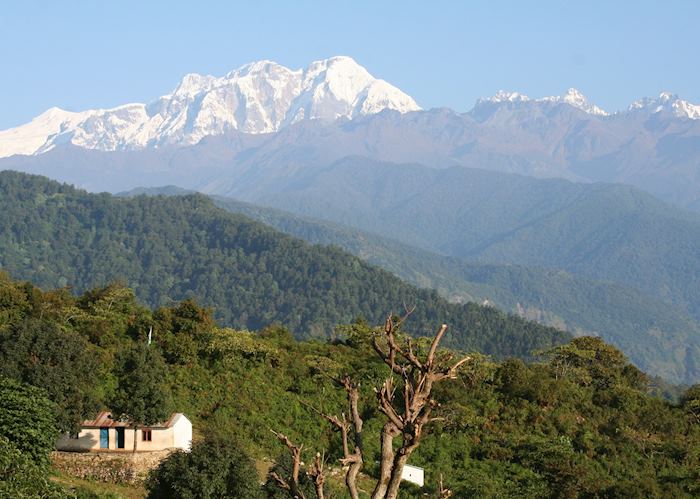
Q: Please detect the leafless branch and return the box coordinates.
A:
[271,430,307,499]
[307,452,326,499]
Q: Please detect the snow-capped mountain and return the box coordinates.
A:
[0,56,420,158]
[482,90,530,103]
[476,88,608,116]
[540,88,608,116]
[628,92,700,120]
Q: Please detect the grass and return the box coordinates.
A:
[51,470,146,499]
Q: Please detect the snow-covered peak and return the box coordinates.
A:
[0,106,96,157]
[170,73,217,98]
[475,88,607,116]
[303,56,374,101]
[480,90,531,104]
[0,56,420,157]
[628,92,700,119]
[540,88,608,116]
[226,60,293,78]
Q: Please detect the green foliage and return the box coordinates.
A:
[0,272,141,432]
[110,343,173,428]
[681,384,700,422]
[0,318,102,432]
[0,268,697,497]
[0,376,57,465]
[0,170,569,361]
[206,328,282,366]
[0,435,65,498]
[540,336,649,390]
[146,437,262,499]
[210,192,700,384]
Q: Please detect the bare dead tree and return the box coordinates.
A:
[307,452,326,499]
[270,430,307,499]
[303,374,364,499]
[370,316,471,499]
[273,314,470,499]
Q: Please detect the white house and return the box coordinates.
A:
[56,411,192,452]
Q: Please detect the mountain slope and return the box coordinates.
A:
[6,142,700,329]
[211,196,700,383]
[210,157,700,323]
[118,186,700,383]
[0,170,568,358]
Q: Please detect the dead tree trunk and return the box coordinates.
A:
[338,375,364,499]
[438,473,453,498]
[308,452,326,499]
[304,374,364,499]
[371,421,400,499]
[271,431,308,499]
[369,317,471,499]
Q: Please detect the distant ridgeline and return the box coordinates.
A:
[0,171,568,359]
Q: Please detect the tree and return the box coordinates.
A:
[0,376,57,464]
[0,318,101,433]
[681,384,700,423]
[272,315,471,499]
[541,336,647,389]
[146,437,262,498]
[0,435,66,499]
[110,343,172,452]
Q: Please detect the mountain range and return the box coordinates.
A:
[0,56,419,157]
[1,65,698,211]
[1,56,698,161]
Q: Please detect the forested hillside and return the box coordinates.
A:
[0,171,567,358]
[209,194,700,383]
[223,157,700,323]
[119,186,700,384]
[1,273,698,498]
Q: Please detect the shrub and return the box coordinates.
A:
[146,437,262,498]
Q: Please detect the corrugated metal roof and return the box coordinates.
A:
[82,411,186,429]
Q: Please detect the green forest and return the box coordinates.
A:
[1,272,699,498]
[206,191,700,384]
[0,171,567,358]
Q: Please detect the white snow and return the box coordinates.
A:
[480,90,531,103]
[480,88,699,120]
[540,88,609,116]
[478,88,608,116]
[0,56,421,158]
[628,92,700,120]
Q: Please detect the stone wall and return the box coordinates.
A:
[51,449,175,484]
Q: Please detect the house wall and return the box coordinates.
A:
[56,427,176,452]
[133,427,174,451]
[172,416,192,450]
[111,427,177,451]
[56,428,102,451]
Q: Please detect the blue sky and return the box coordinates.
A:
[1,0,698,129]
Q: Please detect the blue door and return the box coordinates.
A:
[100,428,109,448]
